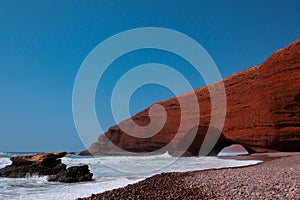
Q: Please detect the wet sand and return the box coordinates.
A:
[79,152,300,200]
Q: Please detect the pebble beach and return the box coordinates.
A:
[79,152,300,200]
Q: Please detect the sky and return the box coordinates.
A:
[0,0,300,152]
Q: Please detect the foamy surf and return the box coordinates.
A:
[0,153,261,200]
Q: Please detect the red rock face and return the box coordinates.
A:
[222,39,300,153]
[81,39,300,156]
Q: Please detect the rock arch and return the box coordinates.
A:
[170,126,234,156]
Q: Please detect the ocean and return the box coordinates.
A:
[0,152,261,200]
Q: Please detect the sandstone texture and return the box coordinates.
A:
[10,152,67,165]
[81,39,300,156]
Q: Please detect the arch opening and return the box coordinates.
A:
[217,144,249,156]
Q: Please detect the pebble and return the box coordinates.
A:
[78,153,300,200]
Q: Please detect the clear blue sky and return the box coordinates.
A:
[0,0,299,152]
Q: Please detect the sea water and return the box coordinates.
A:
[0,152,261,200]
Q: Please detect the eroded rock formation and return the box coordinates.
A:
[172,126,233,156]
[81,39,300,156]
[10,152,67,165]
[48,165,93,183]
[0,152,93,183]
[0,152,67,178]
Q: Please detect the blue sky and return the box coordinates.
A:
[0,0,299,152]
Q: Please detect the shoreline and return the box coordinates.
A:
[79,152,300,200]
[220,151,296,162]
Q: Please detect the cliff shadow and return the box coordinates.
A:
[171,126,234,156]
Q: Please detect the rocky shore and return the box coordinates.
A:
[79,153,300,200]
[0,152,93,183]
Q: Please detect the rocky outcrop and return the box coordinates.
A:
[48,165,93,183]
[10,152,67,165]
[81,39,300,156]
[0,152,67,178]
[0,152,93,182]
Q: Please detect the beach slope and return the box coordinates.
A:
[79,153,300,199]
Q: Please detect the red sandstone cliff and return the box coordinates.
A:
[81,39,300,156]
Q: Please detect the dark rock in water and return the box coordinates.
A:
[0,152,93,183]
[48,165,93,183]
[0,152,67,178]
[0,162,67,178]
[78,150,92,156]
[67,152,77,155]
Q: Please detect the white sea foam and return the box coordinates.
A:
[0,158,11,168]
[0,152,10,157]
[0,153,261,200]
